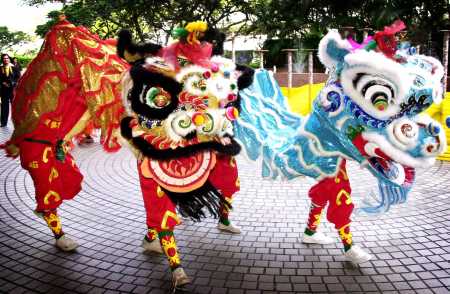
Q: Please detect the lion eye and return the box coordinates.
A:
[354,74,395,112]
[363,86,392,111]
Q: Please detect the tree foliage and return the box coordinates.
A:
[27,0,254,44]
[0,26,32,52]
[249,0,449,44]
[25,0,449,58]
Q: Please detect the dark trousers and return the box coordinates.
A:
[1,88,13,126]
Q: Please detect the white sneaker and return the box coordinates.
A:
[142,238,163,254]
[301,231,335,244]
[217,222,241,234]
[172,267,190,289]
[55,235,79,252]
[344,245,372,265]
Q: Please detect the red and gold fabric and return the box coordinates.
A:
[140,150,217,192]
[146,227,158,242]
[4,19,128,158]
[338,223,353,248]
[305,202,324,232]
[307,159,354,230]
[208,155,240,197]
[1,20,128,212]
[138,163,180,231]
[138,154,239,231]
[20,138,83,211]
[159,231,181,270]
[42,210,64,238]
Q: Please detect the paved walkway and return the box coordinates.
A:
[0,125,449,294]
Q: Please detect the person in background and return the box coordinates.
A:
[12,57,23,76]
[0,54,20,127]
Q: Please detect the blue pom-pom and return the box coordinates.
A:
[427,123,441,136]
[446,116,450,128]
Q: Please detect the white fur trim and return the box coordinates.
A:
[408,55,445,104]
[163,108,235,142]
[176,65,208,96]
[317,29,352,70]
[164,111,195,142]
[217,116,234,137]
[121,71,134,114]
[210,55,236,72]
[341,50,412,120]
[196,109,225,135]
[362,132,436,168]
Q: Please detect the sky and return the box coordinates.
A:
[0,0,62,35]
[0,0,62,53]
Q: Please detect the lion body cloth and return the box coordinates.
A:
[235,26,446,264]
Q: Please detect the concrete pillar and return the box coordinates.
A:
[282,49,297,89]
[307,50,314,112]
[340,26,355,39]
[255,50,268,69]
[439,30,450,160]
[441,30,449,93]
[362,28,371,40]
[231,35,236,63]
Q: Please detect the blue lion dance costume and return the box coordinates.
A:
[235,23,447,264]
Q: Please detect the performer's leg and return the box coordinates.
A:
[304,202,325,236]
[138,174,178,247]
[217,195,241,234]
[0,93,10,126]
[137,162,189,287]
[34,209,78,251]
[138,172,166,254]
[159,230,190,288]
[38,209,64,238]
[158,230,181,270]
[144,227,158,242]
[21,142,81,251]
[209,156,241,233]
[326,160,371,264]
[302,178,335,244]
[142,226,163,254]
[219,196,232,226]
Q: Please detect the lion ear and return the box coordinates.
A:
[318,29,351,71]
[117,29,162,64]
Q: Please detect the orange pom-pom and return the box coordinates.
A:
[192,112,205,126]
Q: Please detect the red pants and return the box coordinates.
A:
[308,159,353,229]
[19,140,83,211]
[138,154,239,231]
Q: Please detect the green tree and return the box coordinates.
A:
[26,0,255,43]
[0,26,32,52]
[249,0,449,43]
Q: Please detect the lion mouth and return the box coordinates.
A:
[367,156,415,187]
[353,134,415,187]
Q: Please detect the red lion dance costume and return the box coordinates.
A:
[117,21,253,287]
[2,18,128,251]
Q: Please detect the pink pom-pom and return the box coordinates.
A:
[225,107,239,121]
[211,63,219,73]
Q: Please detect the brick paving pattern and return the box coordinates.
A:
[0,126,449,293]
